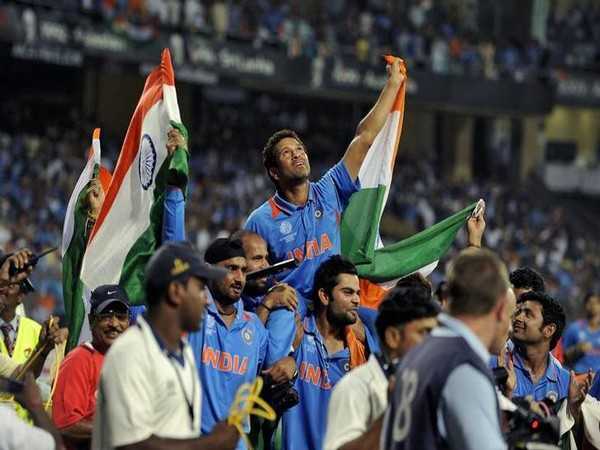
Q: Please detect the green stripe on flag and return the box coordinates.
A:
[340,185,388,265]
[62,189,91,351]
[119,144,189,304]
[352,202,476,283]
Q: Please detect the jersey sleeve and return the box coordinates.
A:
[439,364,507,450]
[315,161,360,211]
[52,350,94,428]
[257,320,269,371]
[162,186,185,242]
[264,309,296,367]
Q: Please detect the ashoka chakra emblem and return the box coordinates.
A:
[139,134,157,190]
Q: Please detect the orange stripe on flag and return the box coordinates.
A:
[98,166,112,194]
[359,278,388,310]
[88,49,175,244]
[383,55,407,113]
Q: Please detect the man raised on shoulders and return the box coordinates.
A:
[245,60,406,316]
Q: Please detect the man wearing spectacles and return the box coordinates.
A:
[52,284,130,450]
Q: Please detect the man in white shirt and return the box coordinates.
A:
[91,241,240,450]
[1,372,64,450]
[324,274,440,450]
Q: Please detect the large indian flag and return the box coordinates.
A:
[341,56,476,308]
[80,49,186,304]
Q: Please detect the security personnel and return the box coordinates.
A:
[0,282,40,363]
[382,249,513,450]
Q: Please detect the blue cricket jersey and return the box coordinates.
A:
[129,186,185,322]
[562,320,600,373]
[244,161,359,317]
[491,340,570,402]
[242,293,296,367]
[283,311,379,450]
[188,295,268,450]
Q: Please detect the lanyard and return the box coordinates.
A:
[167,350,197,430]
[136,320,197,430]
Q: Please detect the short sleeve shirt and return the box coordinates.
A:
[91,316,201,450]
[491,341,570,402]
[52,343,104,429]
[245,162,359,316]
[188,297,268,450]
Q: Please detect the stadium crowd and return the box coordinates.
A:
[1,53,600,450]
[16,0,600,77]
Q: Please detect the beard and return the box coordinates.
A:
[327,308,358,327]
[243,278,269,297]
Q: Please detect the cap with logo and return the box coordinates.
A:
[90,284,130,315]
[145,241,227,291]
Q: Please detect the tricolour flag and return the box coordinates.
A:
[62,128,111,350]
[340,56,476,308]
[80,49,185,304]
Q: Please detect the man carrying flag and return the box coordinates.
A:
[62,129,112,351]
[245,57,406,316]
[78,49,190,317]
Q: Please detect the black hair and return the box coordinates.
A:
[510,267,545,293]
[518,290,565,350]
[395,273,432,299]
[312,255,358,309]
[262,129,305,185]
[375,285,440,343]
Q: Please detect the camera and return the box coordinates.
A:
[494,367,561,450]
[504,397,561,450]
[261,377,299,416]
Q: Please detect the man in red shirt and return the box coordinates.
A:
[52,284,130,450]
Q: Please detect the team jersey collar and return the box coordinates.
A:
[303,314,350,360]
[513,347,560,382]
[207,289,246,327]
[273,184,315,215]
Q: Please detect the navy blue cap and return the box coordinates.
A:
[145,241,227,290]
[90,284,130,314]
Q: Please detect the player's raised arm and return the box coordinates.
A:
[342,58,405,180]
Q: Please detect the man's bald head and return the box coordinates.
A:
[231,230,270,295]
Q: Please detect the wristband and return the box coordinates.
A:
[259,303,273,312]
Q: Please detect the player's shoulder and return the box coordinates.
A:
[245,199,275,227]
[63,343,96,365]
